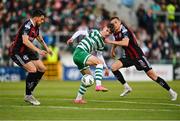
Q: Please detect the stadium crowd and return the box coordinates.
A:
[0,0,180,66]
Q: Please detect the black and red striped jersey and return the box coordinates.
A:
[9,19,39,55]
[113,23,144,59]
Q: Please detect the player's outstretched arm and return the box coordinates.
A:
[67,30,89,45]
[36,35,53,55]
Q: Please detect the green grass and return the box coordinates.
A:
[0,80,180,120]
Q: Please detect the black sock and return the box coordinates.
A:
[31,71,45,92]
[156,77,170,91]
[36,71,45,81]
[112,70,126,85]
[26,73,37,95]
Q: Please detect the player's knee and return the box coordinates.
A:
[147,70,157,81]
[39,66,47,72]
[149,75,157,81]
[150,75,158,81]
[28,67,37,73]
[111,64,118,72]
[43,66,47,72]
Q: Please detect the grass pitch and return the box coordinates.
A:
[0,80,180,120]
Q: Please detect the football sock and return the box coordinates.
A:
[112,70,126,85]
[124,83,131,89]
[96,80,101,86]
[156,77,170,91]
[169,88,174,93]
[31,71,45,92]
[36,71,45,81]
[76,84,87,100]
[95,64,103,86]
[25,72,37,95]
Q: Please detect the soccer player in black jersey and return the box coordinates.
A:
[105,17,177,101]
[9,10,53,105]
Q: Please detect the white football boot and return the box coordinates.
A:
[120,87,132,97]
[169,89,178,101]
[24,95,40,105]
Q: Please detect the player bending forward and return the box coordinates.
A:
[105,17,177,101]
[9,10,52,105]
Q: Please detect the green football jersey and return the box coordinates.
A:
[77,29,105,53]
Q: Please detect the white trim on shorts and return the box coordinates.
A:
[83,54,91,65]
[15,54,25,65]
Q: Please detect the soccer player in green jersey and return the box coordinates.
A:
[67,28,110,92]
[68,23,115,104]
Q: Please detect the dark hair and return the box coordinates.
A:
[110,16,120,21]
[32,9,46,17]
[107,23,115,33]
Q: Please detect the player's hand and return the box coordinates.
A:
[67,38,73,45]
[38,50,47,57]
[47,48,53,56]
[104,68,109,76]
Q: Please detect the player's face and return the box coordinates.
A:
[110,19,121,32]
[36,15,45,26]
[102,26,111,37]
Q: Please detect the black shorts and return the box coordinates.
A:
[119,56,152,72]
[10,52,39,67]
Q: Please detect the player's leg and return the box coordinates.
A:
[146,69,178,101]
[138,56,178,101]
[74,55,107,104]
[74,69,92,104]
[86,55,108,92]
[23,62,41,105]
[73,48,94,104]
[10,54,41,105]
[10,54,40,105]
[30,60,46,92]
[23,61,37,95]
[111,59,132,96]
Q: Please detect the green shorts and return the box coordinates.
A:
[73,47,91,70]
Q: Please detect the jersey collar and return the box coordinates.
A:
[30,19,35,27]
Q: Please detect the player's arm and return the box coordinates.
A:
[67,30,89,45]
[22,35,47,56]
[105,37,129,47]
[105,26,129,46]
[96,51,109,76]
[36,35,53,55]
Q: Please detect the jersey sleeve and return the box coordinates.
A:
[121,25,129,38]
[23,24,31,35]
[71,30,89,40]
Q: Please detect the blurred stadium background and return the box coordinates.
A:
[0,0,180,120]
[0,0,180,81]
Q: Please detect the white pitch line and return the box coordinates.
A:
[0,105,179,112]
[89,99,180,107]
[1,97,180,107]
